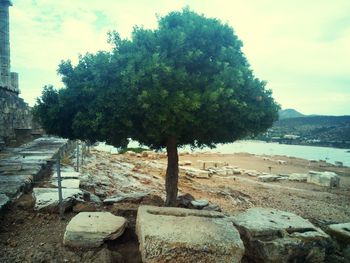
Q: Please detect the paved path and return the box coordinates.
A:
[0,137,68,213]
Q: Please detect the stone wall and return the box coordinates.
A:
[0,88,32,143]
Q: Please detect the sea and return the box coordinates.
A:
[96,140,350,167]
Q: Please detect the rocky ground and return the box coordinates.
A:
[0,146,349,262]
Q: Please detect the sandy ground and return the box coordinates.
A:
[127,151,350,222]
[1,149,350,262]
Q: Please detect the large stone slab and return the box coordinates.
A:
[307,171,340,187]
[232,208,330,263]
[64,212,126,247]
[136,205,244,263]
[327,223,350,244]
[0,137,69,215]
[0,175,33,197]
[33,187,83,212]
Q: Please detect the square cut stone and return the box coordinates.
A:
[307,171,340,187]
[136,205,244,263]
[232,208,330,263]
[327,222,350,243]
[64,212,127,248]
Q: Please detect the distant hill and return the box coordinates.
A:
[264,115,350,148]
[278,109,305,120]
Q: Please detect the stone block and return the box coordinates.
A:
[136,205,244,263]
[288,173,308,182]
[232,208,330,263]
[180,167,210,178]
[51,179,80,189]
[307,171,340,187]
[103,192,151,204]
[33,187,84,212]
[327,223,350,244]
[244,170,259,177]
[64,212,127,248]
[51,171,80,179]
[258,174,280,182]
[0,193,10,213]
[190,199,209,209]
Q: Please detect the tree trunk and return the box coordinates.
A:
[165,137,179,206]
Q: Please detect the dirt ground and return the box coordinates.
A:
[1,150,349,262]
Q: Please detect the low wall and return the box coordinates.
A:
[0,88,32,144]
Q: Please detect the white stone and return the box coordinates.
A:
[136,205,244,263]
[103,192,150,204]
[307,171,340,187]
[257,174,280,182]
[190,199,209,209]
[244,170,258,176]
[51,179,80,189]
[232,208,330,263]
[180,167,209,178]
[327,222,350,243]
[0,193,10,212]
[288,173,308,182]
[52,171,80,179]
[33,188,83,212]
[64,212,126,247]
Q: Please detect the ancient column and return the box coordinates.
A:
[0,0,17,93]
[0,0,12,89]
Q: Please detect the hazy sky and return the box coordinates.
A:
[9,0,350,115]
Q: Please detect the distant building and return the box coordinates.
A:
[283,135,300,140]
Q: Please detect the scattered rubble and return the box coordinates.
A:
[197,160,228,170]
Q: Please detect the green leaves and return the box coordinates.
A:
[34,8,279,150]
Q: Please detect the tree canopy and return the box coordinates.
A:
[33,9,280,206]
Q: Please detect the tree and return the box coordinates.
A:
[34,9,280,206]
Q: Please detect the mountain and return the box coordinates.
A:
[261,115,350,148]
[278,109,305,120]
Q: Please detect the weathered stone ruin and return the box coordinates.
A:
[0,0,32,146]
[64,212,127,248]
[136,205,245,263]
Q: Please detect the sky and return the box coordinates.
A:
[8,0,350,115]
